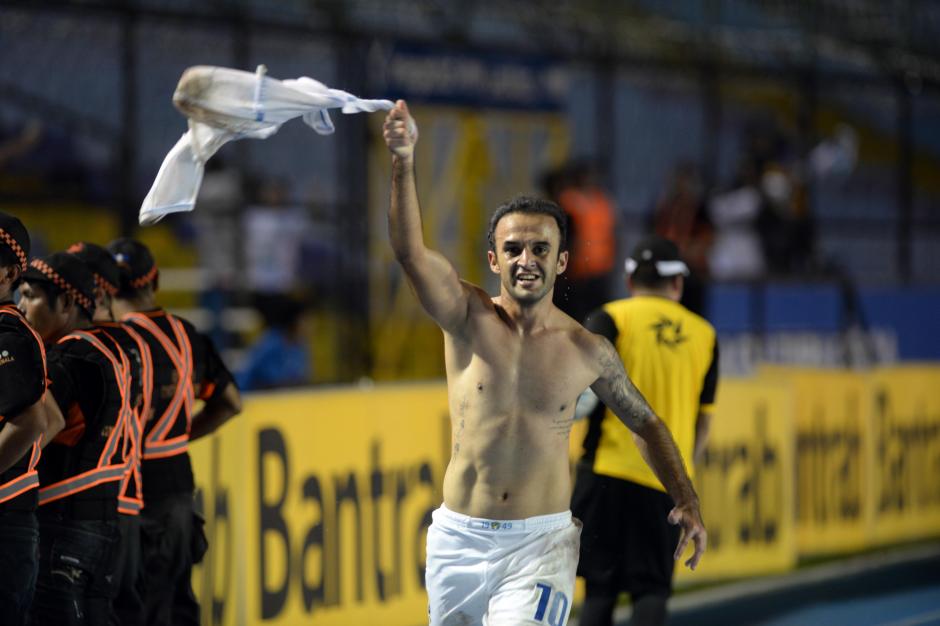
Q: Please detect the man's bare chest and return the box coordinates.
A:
[450,332,589,414]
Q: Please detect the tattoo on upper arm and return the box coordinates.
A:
[595,339,654,432]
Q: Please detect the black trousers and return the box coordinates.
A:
[110,514,143,625]
[140,493,200,626]
[0,509,39,626]
[31,516,120,626]
[571,465,680,598]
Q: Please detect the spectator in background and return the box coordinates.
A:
[546,160,618,324]
[192,156,245,289]
[651,162,712,316]
[707,116,852,281]
[237,294,310,391]
[707,157,767,281]
[757,163,811,276]
[243,177,311,294]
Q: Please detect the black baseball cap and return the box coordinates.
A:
[22,252,97,317]
[106,238,158,292]
[67,242,120,296]
[0,210,30,271]
[625,235,689,278]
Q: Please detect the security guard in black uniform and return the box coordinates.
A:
[70,241,151,625]
[0,211,64,625]
[108,238,242,626]
[20,252,132,625]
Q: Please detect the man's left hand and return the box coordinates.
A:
[668,502,707,570]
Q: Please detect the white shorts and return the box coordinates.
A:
[425,504,582,626]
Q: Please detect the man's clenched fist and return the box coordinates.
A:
[383,99,418,159]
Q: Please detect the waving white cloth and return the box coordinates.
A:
[139,65,394,225]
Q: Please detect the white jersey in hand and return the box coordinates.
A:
[140,65,394,225]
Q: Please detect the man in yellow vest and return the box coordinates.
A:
[572,235,719,626]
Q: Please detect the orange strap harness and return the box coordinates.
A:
[0,305,47,505]
[124,313,194,460]
[113,323,152,515]
[38,330,131,507]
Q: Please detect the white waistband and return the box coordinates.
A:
[435,504,571,533]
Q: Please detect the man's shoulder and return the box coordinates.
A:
[614,297,715,333]
[0,316,30,344]
[96,321,130,340]
[54,332,109,358]
[0,307,32,336]
[128,310,204,343]
[96,323,145,354]
[174,315,205,345]
[673,304,716,340]
[157,310,198,335]
[0,326,43,374]
[47,336,112,381]
[565,315,611,360]
[598,297,632,315]
[464,282,496,308]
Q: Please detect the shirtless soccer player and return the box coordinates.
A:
[383,100,706,626]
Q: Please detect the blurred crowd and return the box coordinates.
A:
[543,115,857,321]
[3,109,859,386]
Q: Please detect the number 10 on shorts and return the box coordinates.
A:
[534,583,569,626]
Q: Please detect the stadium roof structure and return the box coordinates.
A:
[7,0,940,86]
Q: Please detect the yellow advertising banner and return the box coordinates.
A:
[192,419,252,626]
[867,366,940,545]
[760,367,874,555]
[191,385,451,626]
[677,379,796,580]
[190,367,940,623]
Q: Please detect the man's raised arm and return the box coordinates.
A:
[589,335,708,570]
[384,100,470,334]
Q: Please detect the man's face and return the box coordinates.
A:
[487,213,568,306]
[18,281,68,343]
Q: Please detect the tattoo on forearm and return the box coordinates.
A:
[597,340,655,432]
[596,339,697,502]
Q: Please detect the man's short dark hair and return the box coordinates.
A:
[0,246,20,270]
[486,195,568,253]
[106,238,157,299]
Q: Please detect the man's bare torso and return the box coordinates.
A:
[442,288,600,519]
